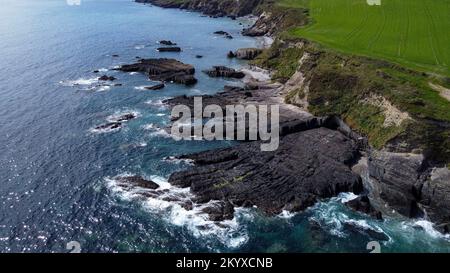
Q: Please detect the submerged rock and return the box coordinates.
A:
[203,66,245,79]
[368,151,450,233]
[157,47,182,52]
[235,48,262,60]
[114,113,137,122]
[94,122,121,131]
[98,75,116,81]
[116,58,197,85]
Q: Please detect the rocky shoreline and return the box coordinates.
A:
[128,0,450,234]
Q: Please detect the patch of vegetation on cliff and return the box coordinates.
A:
[251,39,305,82]
[295,44,450,161]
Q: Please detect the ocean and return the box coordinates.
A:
[0,0,449,253]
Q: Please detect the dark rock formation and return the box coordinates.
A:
[346,195,383,220]
[235,48,263,60]
[98,75,116,81]
[368,151,426,218]
[202,201,235,221]
[114,113,137,122]
[116,176,160,190]
[417,167,450,233]
[112,54,119,57]
[159,40,177,46]
[164,84,340,141]
[116,58,197,85]
[203,66,245,79]
[169,128,363,216]
[195,55,203,58]
[144,83,165,90]
[157,47,182,52]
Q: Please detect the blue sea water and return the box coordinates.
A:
[0,0,449,253]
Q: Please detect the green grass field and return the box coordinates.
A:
[285,0,450,76]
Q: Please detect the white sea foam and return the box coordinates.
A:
[97,85,111,92]
[60,77,98,87]
[129,72,139,75]
[105,174,249,248]
[149,128,171,138]
[134,45,145,50]
[106,110,140,123]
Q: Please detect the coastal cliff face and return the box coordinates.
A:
[135,0,450,232]
[136,0,263,17]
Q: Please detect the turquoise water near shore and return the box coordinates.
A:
[0,0,449,253]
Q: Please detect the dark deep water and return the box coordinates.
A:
[0,0,449,253]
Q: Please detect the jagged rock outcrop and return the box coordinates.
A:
[203,66,245,79]
[116,58,197,85]
[169,128,363,215]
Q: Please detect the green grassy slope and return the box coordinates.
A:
[287,0,450,76]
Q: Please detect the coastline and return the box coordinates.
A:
[131,0,450,235]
